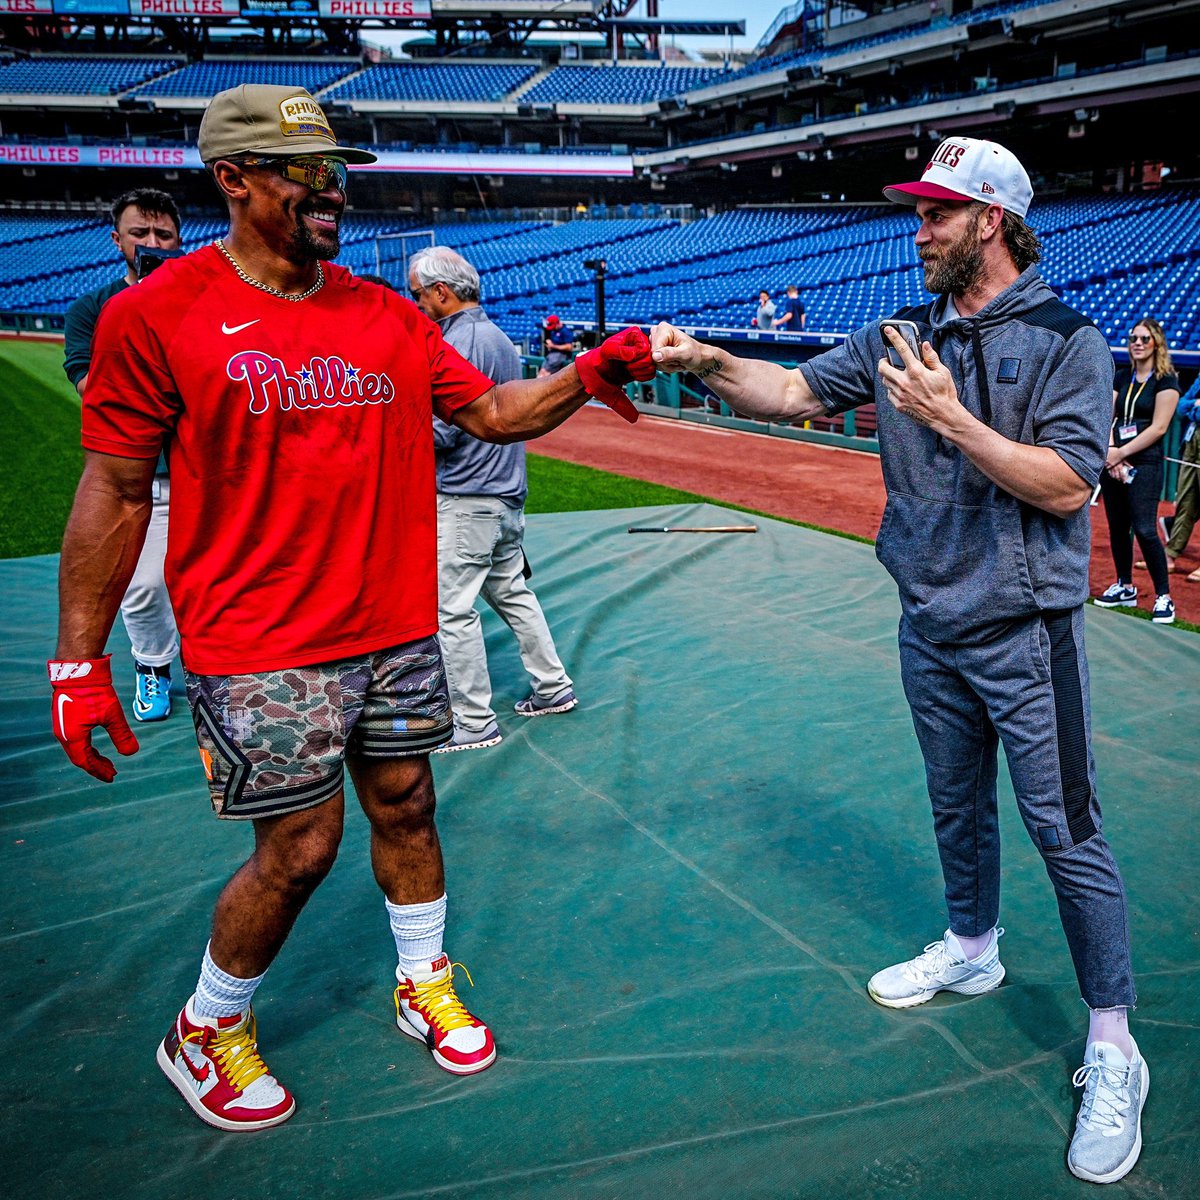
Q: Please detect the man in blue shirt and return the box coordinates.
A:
[775,285,806,332]
[538,313,575,375]
[409,247,577,751]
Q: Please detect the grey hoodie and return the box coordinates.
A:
[799,267,1114,643]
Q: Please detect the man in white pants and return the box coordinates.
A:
[408,246,576,751]
[63,188,182,721]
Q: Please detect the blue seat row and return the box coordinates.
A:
[521,66,726,105]
[135,60,355,98]
[0,56,178,95]
[326,63,538,103]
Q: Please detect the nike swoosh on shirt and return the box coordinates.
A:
[222,319,260,335]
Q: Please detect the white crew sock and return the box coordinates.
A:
[387,893,447,979]
[193,941,266,1019]
[1088,1006,1134,1058]
[946,928,993,962]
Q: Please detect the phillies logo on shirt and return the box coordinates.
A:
[227,351,396,415]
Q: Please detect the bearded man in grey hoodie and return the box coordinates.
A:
[650,138,1144,1187]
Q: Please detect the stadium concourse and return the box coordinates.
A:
[535,404,1200,627]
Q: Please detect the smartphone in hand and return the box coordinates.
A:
[879,319,922,369]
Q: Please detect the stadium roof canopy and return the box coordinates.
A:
[601,19,746,36]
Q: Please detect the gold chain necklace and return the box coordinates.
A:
[214,238,324,302]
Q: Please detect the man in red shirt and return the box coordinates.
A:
[48,83,653,1132]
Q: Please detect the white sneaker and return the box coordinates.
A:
[1068,1039,1148,1184]
[1151,595,1175,624]
[867,928,1005,1009]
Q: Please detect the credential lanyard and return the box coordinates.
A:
[1122,374,1149,426]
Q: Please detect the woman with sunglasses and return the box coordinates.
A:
[1094,318,1180,623]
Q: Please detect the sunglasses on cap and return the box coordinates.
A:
[1127,333,1154,344]
[238,155,348,192]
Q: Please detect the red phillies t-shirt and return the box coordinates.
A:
[83,246,494,674]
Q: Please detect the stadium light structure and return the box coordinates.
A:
[583,257,607,338]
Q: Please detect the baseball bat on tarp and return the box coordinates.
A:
[627,525,757,534]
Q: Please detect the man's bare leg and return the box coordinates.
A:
[349,752,495,1075]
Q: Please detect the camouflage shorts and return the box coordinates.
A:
[185,636,453,821]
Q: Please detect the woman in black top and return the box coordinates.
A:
[1094,317,1181,623]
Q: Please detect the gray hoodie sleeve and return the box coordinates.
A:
[798,327,879,416]
[1029,325,1114,487]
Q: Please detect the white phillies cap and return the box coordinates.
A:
[883,137,1033,218]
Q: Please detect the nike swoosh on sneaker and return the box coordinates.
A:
[222,319,260,335]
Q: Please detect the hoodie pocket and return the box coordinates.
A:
[876,491,1037,640]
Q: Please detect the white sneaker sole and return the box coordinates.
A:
[395,1012,497,1075]
[1094,598,1137,608]
[1151,614,1175,624]
[156,1040,295,1132]
[868,965,1005,1009]
[514,698,578,716]
[432,732,502,753]
[1068,1057,1149,1184]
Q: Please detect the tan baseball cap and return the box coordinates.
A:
[198,84,377,165]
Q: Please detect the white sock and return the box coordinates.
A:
[947,928,993,962]
[193,941,266,1019]
[1088,1006,1134,1058]
[387,893,447,979]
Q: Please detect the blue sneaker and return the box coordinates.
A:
[133,662,172,722]
[1094,582,1137,608]
[513,687,577,717]
[432,722,502,753]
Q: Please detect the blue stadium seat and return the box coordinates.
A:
[0,56,179,96]
[327,63,538,103]
[135,60,357,99]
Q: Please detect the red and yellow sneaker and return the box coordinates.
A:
[394,954,496,1076]
[156,996,295,1131]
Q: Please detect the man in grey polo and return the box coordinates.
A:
[649,138,1145,1185]
[408,246,577,751]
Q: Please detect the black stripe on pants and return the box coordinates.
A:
[1043,609,1098,847]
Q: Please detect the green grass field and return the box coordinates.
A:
[0,339,84,558]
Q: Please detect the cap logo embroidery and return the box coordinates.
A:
[981,181,995,195]
[278,95,335,143]
[930,141,967,170]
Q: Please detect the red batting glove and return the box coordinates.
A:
[575,327,656,423]
[48,655,139,782]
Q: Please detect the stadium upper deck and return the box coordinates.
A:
[0,0,1196,292]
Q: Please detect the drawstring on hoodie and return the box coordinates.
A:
[930,319,993,447]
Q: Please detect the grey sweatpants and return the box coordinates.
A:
[898,607,1135,1010]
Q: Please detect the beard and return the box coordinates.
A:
[288,208,341,262]
[921,223,985,296]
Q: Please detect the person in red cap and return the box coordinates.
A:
[538,313,576,377]
[48,82,654,1133]
[650,137,1146,1185]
